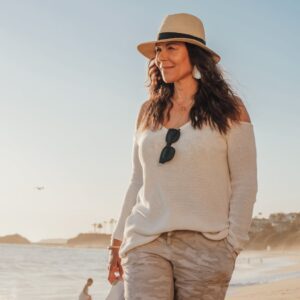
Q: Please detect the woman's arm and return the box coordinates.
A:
[226,103,258,254]
[110,101,149,243]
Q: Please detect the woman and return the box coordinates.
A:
[107,13,257,299]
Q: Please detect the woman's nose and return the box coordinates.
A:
[156,49,168,63]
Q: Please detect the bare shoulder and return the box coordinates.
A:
[236,96,251,123]
[136,100,151,130]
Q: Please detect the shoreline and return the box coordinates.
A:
[226,250,300,299]
[226,277,300,299]
[1,244,300,299]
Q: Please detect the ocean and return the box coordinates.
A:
[1,244,299,300]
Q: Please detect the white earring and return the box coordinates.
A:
[192,65,201,80]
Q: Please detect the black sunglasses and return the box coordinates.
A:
[159,128,181,164]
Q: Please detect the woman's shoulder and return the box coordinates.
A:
[136,100,151,130]
[238,99,251,123]
[235,96,252,123]
[227,97,252,129]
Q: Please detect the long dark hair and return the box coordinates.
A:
[138,42,243,136]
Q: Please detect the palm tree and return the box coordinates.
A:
[97,223,103,233]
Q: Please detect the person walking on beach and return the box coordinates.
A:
[107,13,258,299]
[79,278,93,300]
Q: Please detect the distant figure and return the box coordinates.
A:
[79,278,93,300]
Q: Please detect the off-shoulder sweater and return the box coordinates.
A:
[111,119,258,259]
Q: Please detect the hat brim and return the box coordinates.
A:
[137,38,221,64]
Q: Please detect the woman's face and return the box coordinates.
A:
[154,41,193,83]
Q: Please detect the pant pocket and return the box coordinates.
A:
[193,232,221,250]
[223,238,238,260]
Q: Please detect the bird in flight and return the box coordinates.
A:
[35,186,45,191]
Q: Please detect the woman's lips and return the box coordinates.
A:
[162,67,174,71]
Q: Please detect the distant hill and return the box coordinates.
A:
[247,229,300,251]
[0,233,110,248]
[2,212,299,250]
[246,212,300,250]
[0,234,31,244]
[67,233,111,248]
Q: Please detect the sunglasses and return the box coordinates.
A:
[159,128,181,164]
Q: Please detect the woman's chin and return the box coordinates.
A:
[162,77,176,84]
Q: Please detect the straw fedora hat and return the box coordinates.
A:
[137,13,221,64]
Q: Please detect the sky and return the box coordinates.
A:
[0,0,299,242]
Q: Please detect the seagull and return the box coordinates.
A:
[35,186,45,191]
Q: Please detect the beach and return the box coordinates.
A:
[226,277,300,299]
[226,250,300,300]
[1,244,300,299]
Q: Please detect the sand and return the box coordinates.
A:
[226,250,300,300]
[226,277,300,299]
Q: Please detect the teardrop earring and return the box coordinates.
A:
[192,65,201,80]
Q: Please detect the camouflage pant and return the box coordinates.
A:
[121,230,237,300]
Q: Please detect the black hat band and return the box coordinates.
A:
[157,32,206,45]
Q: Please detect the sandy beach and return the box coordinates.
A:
[226,277,300,299]
[226,250,300,300]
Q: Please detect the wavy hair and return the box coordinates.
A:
[138,42,243,136]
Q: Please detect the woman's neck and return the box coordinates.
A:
[173,76,198,104]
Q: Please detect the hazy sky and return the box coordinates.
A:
[0,1,299,242]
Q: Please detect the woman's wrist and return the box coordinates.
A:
[107,245,120,250]
[108,238,122,252]
[107,244,121,255]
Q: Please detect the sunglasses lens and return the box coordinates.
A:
[166,129,180,144]
[159,128,180,164]
[159,146,175,163]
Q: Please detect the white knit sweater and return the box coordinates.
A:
[111,120,258,259]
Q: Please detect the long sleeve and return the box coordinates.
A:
[226,122,258,254]
[111,130,143,242]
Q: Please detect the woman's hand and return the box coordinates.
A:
[107,249,124,284]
